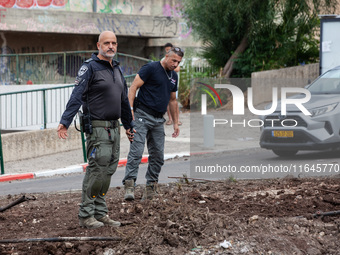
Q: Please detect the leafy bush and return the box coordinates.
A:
[178,62,249,110]
[178,62,219,109]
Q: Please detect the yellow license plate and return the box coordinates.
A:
[272,131,294,137]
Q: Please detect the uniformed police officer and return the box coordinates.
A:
[123,47,183,201]
[57,31,134,229]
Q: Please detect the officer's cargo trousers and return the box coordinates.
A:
[123,108,165,185]
[79,123,120,219]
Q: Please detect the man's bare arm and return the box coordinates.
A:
[128,74,144,113]
[169,91,179,137]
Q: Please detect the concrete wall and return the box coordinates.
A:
[1,33,98,54]
[0,0,195,57]
[1,126,81,162]
[251,63,320,105]
[1,9,177,37]
[0,30,149,57]
[0,0,170,14]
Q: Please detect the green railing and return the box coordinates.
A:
[0,50,151,175]
[0,85,76,175]
[0,76,136,175]
[0,51,150,85]
[0,85,75,130]
[0,131,3,174]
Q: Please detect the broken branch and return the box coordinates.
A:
[0,236,122,243]
[0,195,36,213]
[168,176,225,183]
[313,210,340,218]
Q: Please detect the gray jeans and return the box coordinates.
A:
[123,108,165,185]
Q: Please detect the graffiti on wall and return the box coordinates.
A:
[0,0,150,13]
[0,46,13,85]
[0,8,6,22]
[0,48,146,84]
[162,3,192,39]
[0,1,184,38]
[0,0,68,8]
[151,16,177,36]
[0,13,177,37]
[99,0,132,14]
[20,16,98,34]
[117,54,147,75]
[98,0,148,15]
[0,45,64,85]
[0,44,46,84]
[96,16,141,36]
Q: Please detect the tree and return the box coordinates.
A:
[182,0,336,77]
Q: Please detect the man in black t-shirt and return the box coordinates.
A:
[123,47,184,200]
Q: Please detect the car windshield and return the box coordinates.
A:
[308,68,340,94]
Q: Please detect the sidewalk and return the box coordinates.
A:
[0,110,261,182]
[0,111,192,182]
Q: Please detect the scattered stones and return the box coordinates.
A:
[248,215,259,224]
[220,240,232,249]
[32,219,39,224]
[65,242,73,249]
[0,177,339,254]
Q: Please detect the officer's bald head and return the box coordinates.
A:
[98,31,117,44]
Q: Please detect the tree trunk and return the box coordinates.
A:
[222,36,248,77]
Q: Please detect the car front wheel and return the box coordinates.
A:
[272,149,298,157]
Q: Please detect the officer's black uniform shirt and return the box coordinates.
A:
[59,53,133,130]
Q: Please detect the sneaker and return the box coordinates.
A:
[141,183,158,201]
[79,217,104,229]
[124,179,135,201]
[97,215,121,227]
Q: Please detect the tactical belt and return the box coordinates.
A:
[137,102,164,118]
[91,120,119,129]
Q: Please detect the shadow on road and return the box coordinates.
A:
[265,149,340,161]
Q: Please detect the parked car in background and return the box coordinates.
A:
[260,66,340,157]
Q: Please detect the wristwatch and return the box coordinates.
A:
[130,106,134,110]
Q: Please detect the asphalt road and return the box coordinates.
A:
[190,148,340,180]
[1,148,340,196]
[0,157,190,196]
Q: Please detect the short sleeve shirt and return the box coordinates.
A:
[137,61,178,113]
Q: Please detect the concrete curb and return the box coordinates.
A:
[0,173,35,182]
[0,152,190,183]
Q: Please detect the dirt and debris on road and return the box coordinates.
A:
[1,176,340,255]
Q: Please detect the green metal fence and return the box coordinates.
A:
[0,50,150,175]
[0,76,137,175]
[0,85,75,130]
[0,51,150,85]
[0,131,3,175]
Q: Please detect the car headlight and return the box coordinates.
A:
[310,103,338,117]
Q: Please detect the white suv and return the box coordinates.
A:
[260,66,340,157]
